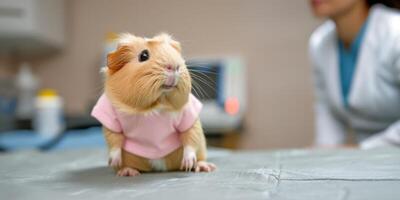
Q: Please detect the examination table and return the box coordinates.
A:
[1,147,399,200]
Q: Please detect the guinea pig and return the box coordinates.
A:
[91,33,216,176]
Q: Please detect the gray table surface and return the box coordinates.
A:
[1,147,399,200]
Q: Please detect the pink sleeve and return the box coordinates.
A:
[91,94,122,133]
[175,94,203,132]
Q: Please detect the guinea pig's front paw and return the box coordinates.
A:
[117,167,140,177]
[180,146,197,172]
[108,148,122,168]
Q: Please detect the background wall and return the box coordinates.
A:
[12,0,321,149]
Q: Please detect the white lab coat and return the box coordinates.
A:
[309,4,400,149]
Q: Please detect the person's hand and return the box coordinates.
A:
[360,135,395,149]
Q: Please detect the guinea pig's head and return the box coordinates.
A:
[104,33,191,114]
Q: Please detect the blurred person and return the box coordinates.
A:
[309,0,400,149]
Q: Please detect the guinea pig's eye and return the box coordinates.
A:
[139,49,150,62]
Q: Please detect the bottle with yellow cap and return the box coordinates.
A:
[33,89,65,138]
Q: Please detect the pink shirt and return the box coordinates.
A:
[91,93,202,159]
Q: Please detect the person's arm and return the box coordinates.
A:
[309,35,347,147]
[314,103,347,146]
[360,36,400,149]
[313,67,347,146]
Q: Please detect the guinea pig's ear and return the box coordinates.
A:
[107,33,137,74]
[107,45,134,74]
[170,39,182,53]
[154,33,182,52]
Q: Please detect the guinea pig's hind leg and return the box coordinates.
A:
[117,167,141,177]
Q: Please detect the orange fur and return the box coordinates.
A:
[101,33,214,174]
[107,45,135,74]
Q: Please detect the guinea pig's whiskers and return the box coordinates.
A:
[189,73,217,93]
[190,79,215,100]
[188,70,217,85]
[190,75,213,99]
[190,73,211,86]
[187,66,217,81]
[190,82,201,98]
[187,67,218,90]
[187,67,218,75]
[185,61,213,67]
[191,80,207,99]
[149,79,159,90]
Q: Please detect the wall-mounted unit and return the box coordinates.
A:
[0,0,65,58]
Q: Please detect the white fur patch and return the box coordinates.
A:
[142,109,161,117]
[183,146,196,162]
[110,149,121,158]
[100,67,108,73]
[144,106,180,119]
[168,111,180,119]
[109,148,122,167]
[149,159,167,172]
[118,33,136,45]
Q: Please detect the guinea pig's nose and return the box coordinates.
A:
[165,65,179,72]
[165,65,173,71]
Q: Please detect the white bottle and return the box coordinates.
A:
[15,62,39,120]
[33,89,65,138]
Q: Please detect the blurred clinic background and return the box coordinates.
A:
[0,0,321,152]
